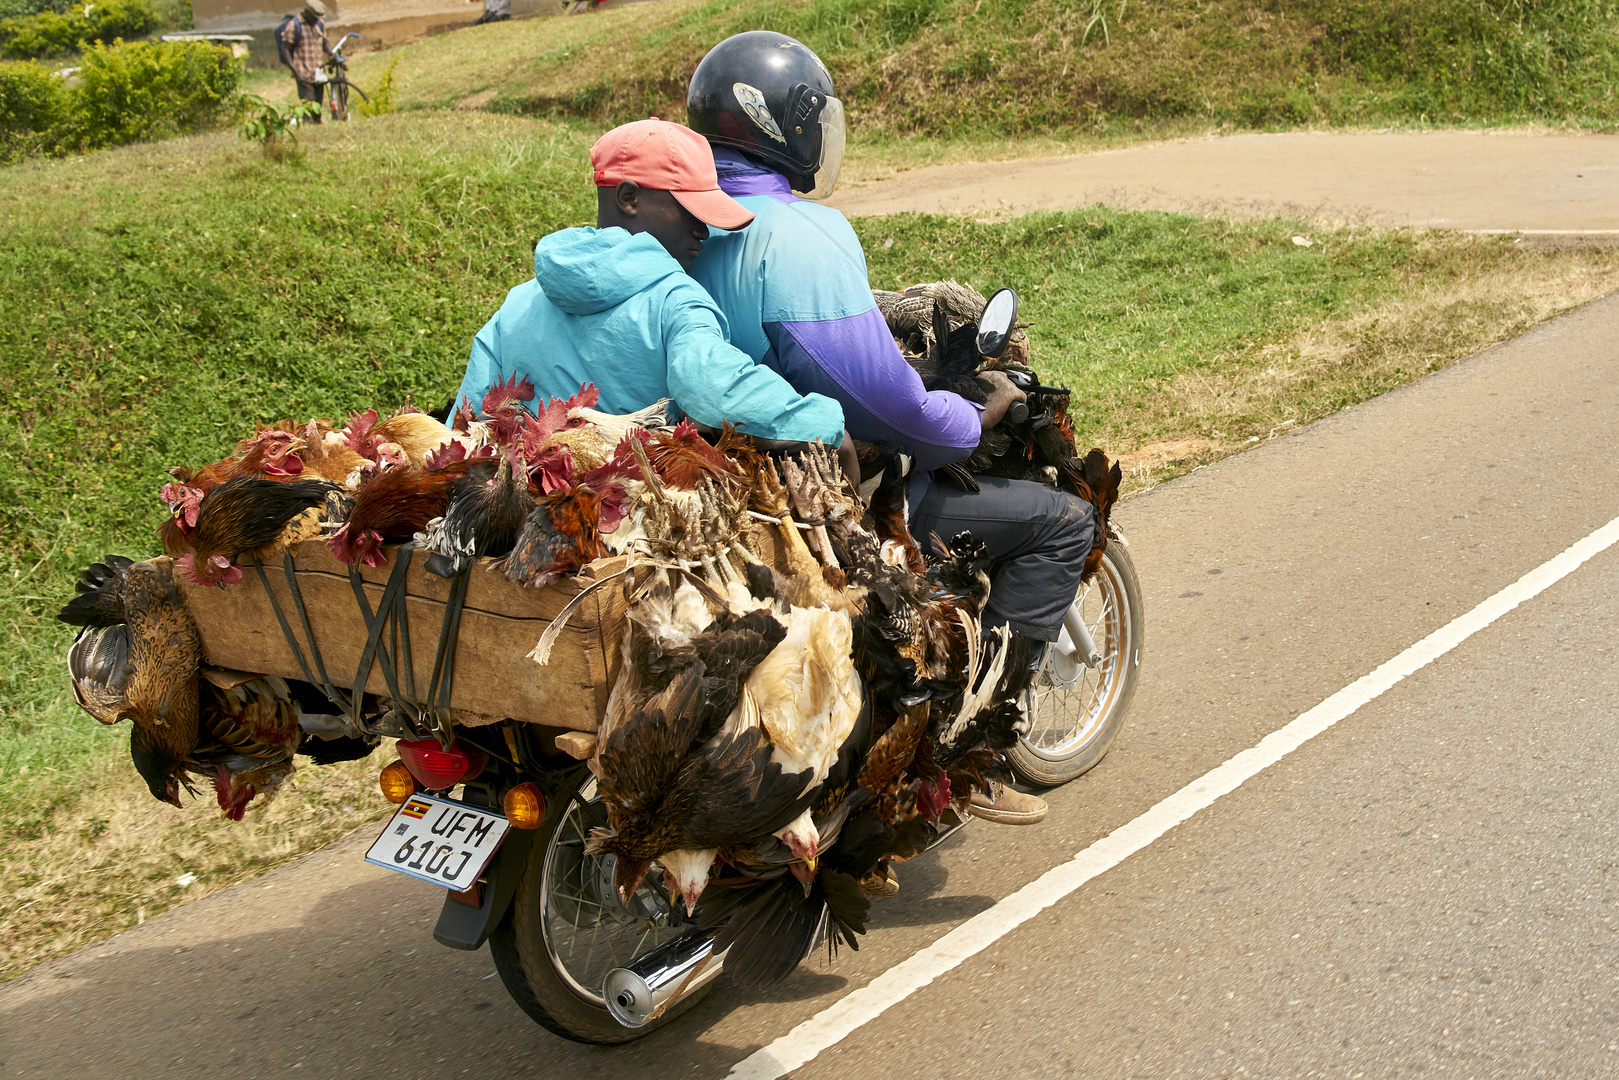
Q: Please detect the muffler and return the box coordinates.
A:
[602,928,726,1028]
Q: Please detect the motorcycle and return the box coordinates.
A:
[364,290,1144,1043]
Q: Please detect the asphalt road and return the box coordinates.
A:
[829,130,1619,237]
[6,306,1619,1074]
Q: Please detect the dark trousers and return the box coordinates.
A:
[910,475,1095,641]
[296,79,324,122]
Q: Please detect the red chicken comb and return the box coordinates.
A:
[423,439,494,472]
[176,552,245,588]
[451,396,478,433]
[482,374,536,418]
[342,408,382,457]
[214,765,256,822]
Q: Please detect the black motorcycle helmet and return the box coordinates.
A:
[686,31,846,199]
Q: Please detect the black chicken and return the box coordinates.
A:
[423,454,536,577]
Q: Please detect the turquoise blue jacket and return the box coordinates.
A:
[455,227,845,444]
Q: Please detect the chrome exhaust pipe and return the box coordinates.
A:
[602,928,726,1028]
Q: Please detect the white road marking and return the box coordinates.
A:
[728,513,1619,1080]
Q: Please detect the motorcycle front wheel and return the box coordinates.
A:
[490,772,709,1043]
[1008,532,1143,787]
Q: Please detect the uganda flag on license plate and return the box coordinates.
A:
[401,797,432,819]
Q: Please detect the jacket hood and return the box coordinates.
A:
[534,227,683,316]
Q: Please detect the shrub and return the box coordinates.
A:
[72,38,239,149]
[0,0,66,18]
[238,91,317,160]
[356,53,397,117]
[0,57,67,158]
[0,0,158,61]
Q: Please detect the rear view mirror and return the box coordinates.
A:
[976,288,1019,359]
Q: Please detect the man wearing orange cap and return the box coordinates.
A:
[454,119,847,451]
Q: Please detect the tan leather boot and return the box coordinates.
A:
[966,782,1048,825]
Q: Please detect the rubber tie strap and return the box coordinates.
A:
[426,565,472,748]
[394,565,419,721]
[251,558,323,698]
[347,542,416,724]
[282,550,350,712]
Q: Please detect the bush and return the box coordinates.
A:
[0,0,158,61]
[72,37,238,148]
[238,91,316,160]
[0,58,66,157]
[0,0,67,17]
[356,53,397,117]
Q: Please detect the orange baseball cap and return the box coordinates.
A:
[590,119,754,231]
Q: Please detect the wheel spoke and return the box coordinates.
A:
[539,788,689,1004]
[1022,551,1136,757]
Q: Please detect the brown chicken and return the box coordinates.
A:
[191,672,303,820]
[590,602,815,907]
[498,435,638,585]
[296,418,370,486]
[168,476,335,587]
[60,557,201,807]
[647,419,745,491]
[326,459,471,567]
[158,428,314,555]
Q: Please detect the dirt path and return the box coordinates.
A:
[830,130,1619,236]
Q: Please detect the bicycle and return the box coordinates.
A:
[321,32,371,122]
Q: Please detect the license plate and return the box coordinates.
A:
[365,794,510,892]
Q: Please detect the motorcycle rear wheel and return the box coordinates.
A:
[1008,533,1143,787]
[490,773,709,1043]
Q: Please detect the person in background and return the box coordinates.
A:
[474,0,511,24]
[278,1,334,123]
[455,119,849,457]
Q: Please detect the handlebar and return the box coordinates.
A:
[330,31,360,62]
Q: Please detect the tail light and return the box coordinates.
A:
[503,782,545,829]
[396,736,486,791]
[378,760,418,804]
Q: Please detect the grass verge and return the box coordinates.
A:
[2,110,1615,981]
[343,0,1619,137]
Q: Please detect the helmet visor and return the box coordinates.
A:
[804,95,845,201]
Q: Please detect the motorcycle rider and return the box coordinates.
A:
[455,118,848,452]
[686,32,1098,828]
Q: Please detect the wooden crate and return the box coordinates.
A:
[176,542,628,733]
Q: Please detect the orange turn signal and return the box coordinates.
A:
[379,760,419,804]
[503,782,544,829]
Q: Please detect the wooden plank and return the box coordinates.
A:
[176,543,627,732]
[553,731,597,760]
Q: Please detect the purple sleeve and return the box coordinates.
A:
[763,309,981,473]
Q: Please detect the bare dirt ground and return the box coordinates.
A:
[829,129,1619,238]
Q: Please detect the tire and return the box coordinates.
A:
[1008,532,1144,787]
[331,78,349,122]
[489,773,710,1044]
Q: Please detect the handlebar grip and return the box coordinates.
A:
[1006,402,1029,425]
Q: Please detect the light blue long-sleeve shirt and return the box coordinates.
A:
[455,226,845,444]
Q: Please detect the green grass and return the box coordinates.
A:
[343,0,1619,139]
[4,110,1618,978]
